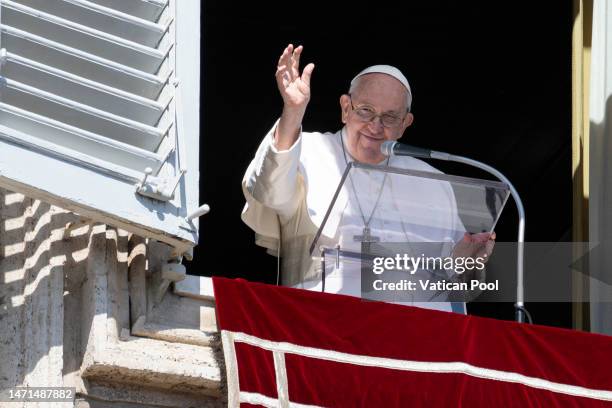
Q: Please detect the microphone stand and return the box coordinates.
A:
[382,142,529,323]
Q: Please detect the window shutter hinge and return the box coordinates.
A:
[135,167,186,202]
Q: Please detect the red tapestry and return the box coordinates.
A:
[213,277,612,407]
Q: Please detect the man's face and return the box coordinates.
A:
[340,73,414,164]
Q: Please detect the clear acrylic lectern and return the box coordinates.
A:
[303,162,510,300]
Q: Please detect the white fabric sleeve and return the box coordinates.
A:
[241,120,304,251]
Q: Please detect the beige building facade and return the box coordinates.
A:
[0,188,224,407]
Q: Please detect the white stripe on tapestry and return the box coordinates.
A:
[230,330,612,402]
[221,330,240,407]
[273,351,290,407]
[240,391,323,408]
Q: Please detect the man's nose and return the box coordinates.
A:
[367,116,384,133]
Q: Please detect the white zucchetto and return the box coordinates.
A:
[350,65,412,111]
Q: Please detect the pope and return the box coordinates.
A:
[241,44,495,312]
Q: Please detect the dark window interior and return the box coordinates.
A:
[192,1,573,328]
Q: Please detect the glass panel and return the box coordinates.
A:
[310,162,510,261]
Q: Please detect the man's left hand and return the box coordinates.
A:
[452,232,496,263]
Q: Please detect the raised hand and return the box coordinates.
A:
[274,44,315,150]
[275,44,315,110]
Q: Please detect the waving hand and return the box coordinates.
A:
[274,44,315,150]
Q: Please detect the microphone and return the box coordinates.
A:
[380,139,529,324]
[381,141,450,160]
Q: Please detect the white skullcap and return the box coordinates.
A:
[350,65,413,111]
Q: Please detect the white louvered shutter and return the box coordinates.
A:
[0,0,200,253]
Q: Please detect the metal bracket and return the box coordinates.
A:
[135,167,186,202]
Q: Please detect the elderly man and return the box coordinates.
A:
[242,44,494,313]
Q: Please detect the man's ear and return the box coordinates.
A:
[393,113,414,141]
[402,112,414,130]
[339,94,351,124]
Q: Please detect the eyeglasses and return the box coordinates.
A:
[349,95,406,128]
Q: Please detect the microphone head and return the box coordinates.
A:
[380,141,397,157]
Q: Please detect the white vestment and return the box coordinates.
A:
[242,122,469,313]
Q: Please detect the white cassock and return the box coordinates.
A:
[242,121,469,313]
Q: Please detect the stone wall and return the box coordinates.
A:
[0,189,224,407]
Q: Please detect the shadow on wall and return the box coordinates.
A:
[0,187,126,389]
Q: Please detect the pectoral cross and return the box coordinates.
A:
[354,226,380,254]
